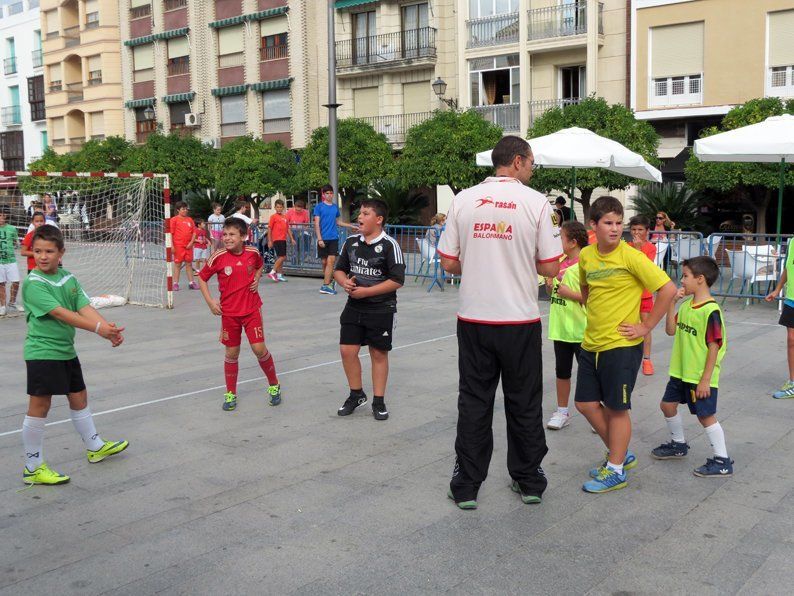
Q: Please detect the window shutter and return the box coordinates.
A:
[769,10,794,67]
[130,0,150,8]
[353,87,379,118]
[133,44,154,70]
[260,16,288,38]
[45,11,59,34]
[87,55,102,71]
[168,37,190,58]
[218,26,245,55]
[91,112,104,136]
[49,63,62,81]
[402,81,430,114]
[651,22,704,78]
[52,117,65,139]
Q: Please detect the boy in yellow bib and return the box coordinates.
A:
[651,256,733,477]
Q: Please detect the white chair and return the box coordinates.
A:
[415,238,439,282]
[654,241,669,268]
[725,247,778,306]
[706,234,723,259]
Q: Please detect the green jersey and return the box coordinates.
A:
[0,223,18,264]
[785,238,794,302]
[548,262,586,343]
[23,269,91,361]
[669,297,727,387]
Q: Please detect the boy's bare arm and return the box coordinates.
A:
[50,306,124,345]
[580,284,589,305]
[198,277,221,315]
[696,342,720,398]
[556,283,583,303]
[314,216,323,243]
[619,280,677,339]
[766,269,787,301]
[666,287,685,336]
[440,256,461,275]
[348,280,402,300]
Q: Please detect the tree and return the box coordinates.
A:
[18,148,76,194]
[630,184,706,232]
[69,136,135,172]
[397,110,503,193]
[527,97,660,220]
[213,136,297,199]
[294,118,394,196]
[367,179,428,225]
[684,97,794,234]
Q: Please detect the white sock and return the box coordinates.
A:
[22,415,46,471]
[70,407,104,451]
[606,461,624,474]
[704,422,728,459]
[665,413,686,443]
[557,407,569,416]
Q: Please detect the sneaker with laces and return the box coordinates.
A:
[773,380,794,399]
[10,302,24,313]
[589,450,637,478]
[510,480,542,504]
[642,358,655,375]
[23,462,70,485]
[338,392,367,416]
[222,391,237,411]
[267,270,279,282]
[447,488,477,510]
[87,439,129,463]
[277,273,288,282]
[319,284,337,295]
[173,283,180,292]
[372,401,389,421]
[547,410,571,430]
[267,384,281,406]
[693,456,734,477]
[188,281,199,290]
[651,440,690,460]
[583,466,627,493]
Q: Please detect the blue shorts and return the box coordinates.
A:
[662,376,718,417]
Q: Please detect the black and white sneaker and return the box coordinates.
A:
[338,392,367,416]
[372,402,389,421]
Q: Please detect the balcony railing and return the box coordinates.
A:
[66,82,84,103]
[529,97,582,125]
[165,0,187,10]
[46,31,60,40]
[32,49,43,68]
[85,12,99,29]
[358,111,433,144]
[336,27,437,69]
[221,122,247,138]
[52,138,66,147]
[167,57,190,76]
[768,65,794,97]
[91,134,106,141]
[472,104,520,133]
[88,71,103,86]
[219,52,244,68]
[260,45,288,61]
[527,2,603,41]
[64,26,80,47]
[649,74,702,108]
[31,100,46,121]
[263,117,291,134]
[1,106,22,126]
[130,4,151,19]
[466,13,519,49]
[49,80,63,92]
[3,57,17,75]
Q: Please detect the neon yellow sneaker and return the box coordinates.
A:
[87,439,129,463]
[268,384,281,406]
[223,391,237,411]
[23,462,70,485]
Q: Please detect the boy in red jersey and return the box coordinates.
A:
[198,218,281,411]
[169,202,197,291]
[267,199,293,282]
[21,211,46,274]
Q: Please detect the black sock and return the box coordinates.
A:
[373,396,384,407]
[350,388,365,398]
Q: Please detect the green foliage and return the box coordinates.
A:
[527,97,660,218]
[68,136,134,172]
[184,189,231,221]
[213,136,297,199]
[397,110,503,192]
[19,148,76,194]
[295,119,394,192]
[630,184,706,232]
[366,180,429,225]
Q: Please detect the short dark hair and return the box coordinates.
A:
[211,202,222,210]
[682,256,720,287]
[31,211,46,221]
[321,184,334,194]
[589,196,623,223]
[491,135,532,169]
[629,215,651,229]
[31,224,64,250]
[561,220,588,248]
[194,217,205,225]
[360,198,388,224]
[174,201,187,211]
[555,196,566,205]
[234,200,248,212]
[224,217,248,237]
[274,198,285,207]
[0,205,10,217]
[295,199,306,208]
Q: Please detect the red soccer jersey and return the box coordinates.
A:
[22,230,35,271]
[194,228,208,249]
[199,247,263,317]
[170,215,195,247]
[268,213,288,242]
[285,208,309,226]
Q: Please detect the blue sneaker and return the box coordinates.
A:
[583,467,627,493]
[773,380,794,398]
[589,450,637,478]
[319,284,337,295]
[651,440,689,460]
[693,456,734,478]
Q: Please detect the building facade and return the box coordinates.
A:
[0,0,47,170]
[631,0,794,178]
[41,0,124,154]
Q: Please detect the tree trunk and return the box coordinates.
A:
[578,188,594,221]
[741,187,771,235]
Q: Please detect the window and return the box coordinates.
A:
[1,86,21,126]
[651,74,702,107]
[52,117,65,145]
[164,0,187,10]
[30,0,40,8]
[469,0,518,19]
[4,38,16,75]
[87,55,102,85]
[45,10,59,39]
[168,101,191,130]
[469,54,519,106]
[218,25,244,68]
[8,2,23,16]
[220,95,246,137]
[89,112,104,140]
[263,89,290,133]
[48,63,62,92]
[135,106,156,143]
[28,75,45,121]
[130,0,150,19]
[32,30,42,67]
[767,10,794,97]
[132,44,154,82]
[401,3,430,57]
[353,87,378,118]
[560,65,585,101]
[85,0,99,28]
[167,37,190,75]
[0,131,24,172]
[403,81,430,114]
[352,11,376,65]
[41,130,48,151]
[260,33,288,61]
[649,22,704,107]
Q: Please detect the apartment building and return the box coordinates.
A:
[0,0,47,171]
[631,0,794,179]
[119,0,321,149]
[41,0,123,153]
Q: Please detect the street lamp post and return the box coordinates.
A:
[432,77,458,110]
[325,0,341,208]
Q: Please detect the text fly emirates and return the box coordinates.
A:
[472,221,513,240]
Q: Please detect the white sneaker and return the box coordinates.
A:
[547,410,571,430]
[0,306,6,316]
[10,302,24,313]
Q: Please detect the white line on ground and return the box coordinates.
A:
[0,333,458,439]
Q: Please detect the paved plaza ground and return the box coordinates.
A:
[1,277,793,595]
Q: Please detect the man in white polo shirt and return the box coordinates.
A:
[438,135,562,509]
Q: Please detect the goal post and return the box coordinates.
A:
[2,170,173,309]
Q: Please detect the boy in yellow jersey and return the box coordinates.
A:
[651,257,733,477]
[575,196,676,493]
[765,237,794,398]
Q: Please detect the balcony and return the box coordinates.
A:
[49,80,63,92]
[136,130,154,144]
[130,4,151,19]
[336,27,437,72]
[1,106,22,126]
[472,104,520,133]
[66,82,84,103]
[164,0,187,10]
[32,49,43,68]
[527,2,603,44]
[3,57,17,75]
[466,13,519,49]
[260,44,288,61]
[649,74,702,108]
[359,111,433,145]
[87,71,103,86]
[529,97,582,125]
[85,12,99,29]
[221,122,247,139]
[260,45,289,81]
[64,26,80,48]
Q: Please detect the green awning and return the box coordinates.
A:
[208,14,246,29]
[335,0,381,8]
[153,27,189,41]
[162,92,195,104]
[211,84,248,97]
[250,78,293,92]
[124,34,154,47]
[125,97,156,108]
[246,6,289,21]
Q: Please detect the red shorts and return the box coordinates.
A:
[173,244,193,263]
[640,296,654,314]
[220,310,265,347]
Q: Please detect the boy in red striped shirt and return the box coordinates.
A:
[198,218,281,411]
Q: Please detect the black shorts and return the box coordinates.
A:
[340,304,394,351]
[317,239,339,259]
[26,357,86,396]
[553,340,581,380]
[273,240,287,257]
[661,376,718,417]
[574,344,643,411]
[779,303,794,328]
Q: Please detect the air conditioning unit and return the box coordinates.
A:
[184,113,200,127]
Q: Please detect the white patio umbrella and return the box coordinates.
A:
[694,114,794,235]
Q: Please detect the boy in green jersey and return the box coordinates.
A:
[651,256,733,477]
[20,225,129,486]
[765,237,794,398]
[0,206,23,316]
